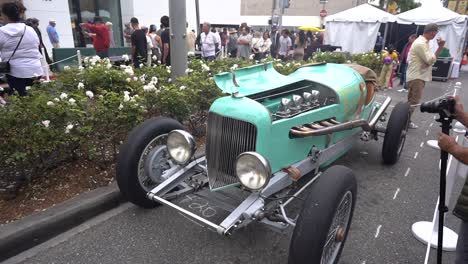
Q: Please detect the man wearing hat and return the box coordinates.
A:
[46,19,60,48]
[227,28,238,58]
[406,23,446,129]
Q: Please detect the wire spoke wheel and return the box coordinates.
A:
[321,191,353,264]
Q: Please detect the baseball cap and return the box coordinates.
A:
[49,18,55,22]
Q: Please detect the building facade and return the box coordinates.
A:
[19,0,367,54]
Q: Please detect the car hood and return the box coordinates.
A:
[214,62,362,97]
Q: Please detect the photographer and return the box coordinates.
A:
[437,96,468,263]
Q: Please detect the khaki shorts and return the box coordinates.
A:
[407,79,425,117]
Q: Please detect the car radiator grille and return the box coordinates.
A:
[206,112,257,190]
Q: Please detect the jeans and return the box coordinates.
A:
[96,50,109,59]
[203,56,215,62]
[6,74,36,96]
[399,63,407,88]
[456,221,468,264]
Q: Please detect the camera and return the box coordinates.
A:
[420,96,456,117]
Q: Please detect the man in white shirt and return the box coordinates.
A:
[200,22,218,61]
[278,29,292,61]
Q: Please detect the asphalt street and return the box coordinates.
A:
[5,69,468,264]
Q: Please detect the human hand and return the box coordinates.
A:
[437,37,446,48]
[438,132,458,153]
[452,96,465,121]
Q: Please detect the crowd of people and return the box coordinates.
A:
[198,23,324,62]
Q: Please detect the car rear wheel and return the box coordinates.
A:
[288,165,357,264]
[382,102,410,165]
[116,117,185,208]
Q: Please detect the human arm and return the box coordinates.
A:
[80,23,97,32]
[413,42,440,66]
[453,96,468,128]
[438,133,468,165]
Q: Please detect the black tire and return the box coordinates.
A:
[288,165,357,264]
[382,102,410,165]
[116,117,184,208]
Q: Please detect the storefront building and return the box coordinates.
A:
[21,0,364,54]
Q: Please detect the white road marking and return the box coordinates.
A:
[434,116,437,120]
[393,188,400,200]
[414,152,419,159]
[420,142,424,148]
[425,130,429,136]
[430,123,434,127]
[375,225,382,238]
[404,167,411,177]
[362,261,366,264]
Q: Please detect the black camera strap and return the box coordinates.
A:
[8,26,26,63]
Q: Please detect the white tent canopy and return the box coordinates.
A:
[396,5,468,62]
[324,4,397,54]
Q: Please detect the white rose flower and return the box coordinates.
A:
[65,123,74,134]
[0,87,3,92]
[133,77,138,81]
[68,98,76,105]
[99,95,104,99]
[60,93,68,99]
[64,66,70,71]
[151,77,158,84]
[249,54,255,60]
[26,86,31,91]
[123,94,130,102]
[201,64,210,71]
[126,78,131,83]
[286,63,291,67]
[47,101,55,106]
[143,84,156,92]
[168,78,172,83]
[276,63,283,67]
[107,64,112,69]
[77,82,85,89]
[54,97,60,102]
[152,55,157,61]
[85,90,94,99]
[122,54,130,62]
[42,120,50,128]
[78,66,84,71]
[157,60,161,64]
[179,85,186,91]
[118,103,124,110]
[124,68,134,76]
[187,51,195,56]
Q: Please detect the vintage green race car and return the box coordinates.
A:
[116,62,409,264]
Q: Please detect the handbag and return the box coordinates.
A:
[0,26,26,74]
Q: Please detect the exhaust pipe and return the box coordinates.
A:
[290,97,392,138]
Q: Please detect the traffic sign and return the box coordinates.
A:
[320,9,328,18]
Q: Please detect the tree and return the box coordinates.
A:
[369,0,421,12]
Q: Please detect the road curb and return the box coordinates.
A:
[0,183,123,261]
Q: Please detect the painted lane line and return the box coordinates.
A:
[426,130,429,136]
[420,142,424,148]
[404,167,411,177]
[375,225,382,238]
[430,123,434,127]
[362,262,366,264]
[393,188,400,200]
[414,152,419,159]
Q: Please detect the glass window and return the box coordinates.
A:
[68,0,122,47]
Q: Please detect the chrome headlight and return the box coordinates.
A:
[167,130,196,164]
[235,152,271,191]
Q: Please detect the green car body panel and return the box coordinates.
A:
[211,62,375,174]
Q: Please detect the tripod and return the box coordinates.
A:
[435,111,455,264]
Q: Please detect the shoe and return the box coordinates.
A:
[397,88,405,92]
[388,86,393,89]
[409,122,418,129]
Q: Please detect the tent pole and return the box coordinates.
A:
[382,23,389,50]
[416,25,419,35]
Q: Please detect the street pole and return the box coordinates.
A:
[169,0,188,79]
[195,0,201,36]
